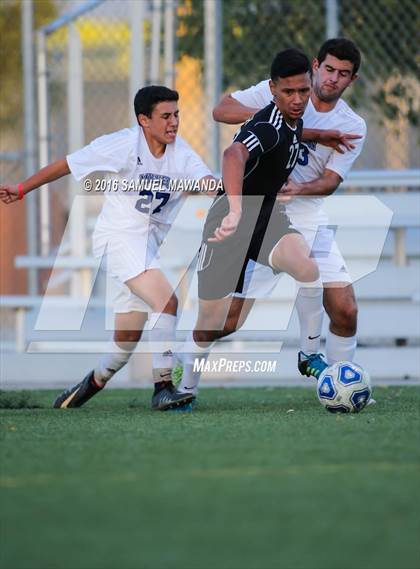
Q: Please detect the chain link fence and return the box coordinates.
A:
[2,0,418,175]
[3,0,419,166]
[177,0,419,171]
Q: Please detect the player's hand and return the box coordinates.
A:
[0,184,20,205]
[208,210,241,242]
[318,130,362,154]
[277,180,302,202]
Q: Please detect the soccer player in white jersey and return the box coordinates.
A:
[0,85,214,411]
[176,38,367,400]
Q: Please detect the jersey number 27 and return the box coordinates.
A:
[286,139,300,169]
[135,190,170,215]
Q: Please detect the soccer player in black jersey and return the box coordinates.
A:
[176,49,359,398]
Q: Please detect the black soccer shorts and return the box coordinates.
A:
[197,194,299,300]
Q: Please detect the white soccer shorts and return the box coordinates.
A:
[92,219,170,313]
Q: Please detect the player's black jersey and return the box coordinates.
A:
[231,101,303,199]
[201,102,303,300]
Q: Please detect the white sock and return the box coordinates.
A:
[177,330,213,396]
[149,312,177,382]
[295,279,324,354]
[94,341,133,386]
[326,329,357,364]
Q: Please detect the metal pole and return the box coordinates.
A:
[68,24,84,155]
[204,0,222,172]
[36,30,51,258]
[22,0,38,294]
[164,0,176,88]
[68,23,87,296]
[130,0,145,124]
[40,0,105,35]
[326,0,339,38]
[150,0,163,84]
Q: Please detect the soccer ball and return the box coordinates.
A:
[317,361,372,413]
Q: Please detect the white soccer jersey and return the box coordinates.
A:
[67,125,212,307]
[67,125,212,229]
[231,80,367,223]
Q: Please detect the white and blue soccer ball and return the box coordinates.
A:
[317,361,372,413]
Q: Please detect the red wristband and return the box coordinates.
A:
[17,183,24,200]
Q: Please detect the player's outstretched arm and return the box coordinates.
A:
[302,129,362,154]
[208,142,248,243]
[0,159,70,205]
[213,94,259,125]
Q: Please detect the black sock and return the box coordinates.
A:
[154,380,173,394]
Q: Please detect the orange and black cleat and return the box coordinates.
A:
[53,371,103,408]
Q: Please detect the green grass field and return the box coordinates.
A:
[1,386,419,569]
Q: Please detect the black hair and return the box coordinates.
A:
[317,38,361,75]
[134,85,179,118]
[270,48,311,81]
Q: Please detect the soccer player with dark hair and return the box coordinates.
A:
[317,37,361,77]
[0,85,215,411]
[176,48,360,397]
[186,37,367,393]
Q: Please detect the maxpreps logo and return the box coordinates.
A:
[193,358,277,374]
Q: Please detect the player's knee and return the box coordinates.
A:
[114,329,141,349]
[295,259,319,283]
[332,302,358,334]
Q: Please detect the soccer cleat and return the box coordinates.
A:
[53,370,103,408]
[298,351,329,380]
[166,400,195,413]
[151,383,194,411]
